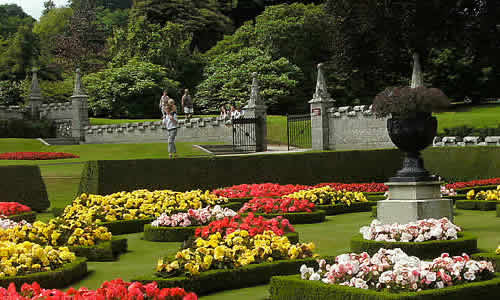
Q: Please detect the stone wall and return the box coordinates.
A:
[327,105,395,150]
[0,105,26,120]
[433,136,500,147]
[84,117,232,144]
[39,102,72,121]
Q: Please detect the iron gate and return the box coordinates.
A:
[232,117,257,152]
[287,114,312,150]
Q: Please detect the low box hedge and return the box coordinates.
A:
[455,200,498,211]
[269,273,500,300]
[365,195,387,201]
[497,204,500,217]
[99,218,155,235]
[7,211,36,223]
[133,256,335,296]
[316,202,377,216]
[228,197,254,203]
[0,257,87,289]
[350,232,478,259]
[221,202,244,211]
[0,165,49,212]
[240,210,326,224]
[69,237,128,261]
[371,206,377,218]
[472,252,500,272]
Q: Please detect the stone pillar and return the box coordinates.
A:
[309,63,335,150]
[71,69,89,142]
[244,72,267,152]
[29,68,42,120]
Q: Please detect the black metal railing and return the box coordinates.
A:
[287,114,312,150]
[232,117,257,152]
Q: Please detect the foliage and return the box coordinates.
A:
[38,78,74,103]
[196,47,301,113]
[34,7,74,52]
[0,25,39,81]
[0,119,56,139]
[372,86,450,118]
[0,80,24,106]
[84,59,180,117]
[0,4,35,38]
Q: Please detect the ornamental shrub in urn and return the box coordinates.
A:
[372,53,450,182]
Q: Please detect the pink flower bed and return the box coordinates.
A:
[151,205,238,227]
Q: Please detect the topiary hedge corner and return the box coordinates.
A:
[0,165,49,212]
[69,237,128,261]
[269,273,500,300]
[350,232,478,259]
[99,218,155,235]
[143,224,199,242]
[133,256,335,296]
[0,257,87,289]
[316,202,377,216]
[455,200,498,211]
[240,210,326,224]
[472,252,500,272]
[7,211,37,223]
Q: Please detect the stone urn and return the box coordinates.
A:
[387,112,437,182]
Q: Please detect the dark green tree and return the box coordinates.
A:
[0,25,39,81]
[0,4,35,38]
[43,0,56,15]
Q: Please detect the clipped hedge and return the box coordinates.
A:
[69,237,128,261]
[7,211,36,223]
[371,206,377,218]
[350,232,478,259]
[143,224,199,242]
[316,202,377,216]
[472,252,500,272]
[456,185,499,194]
[0,257,87,289]
[269,273,500,300]
[0,165,49,212]
[365,195,387,201]
[77,147,500,196]
[241,210,326,224]
[133,256,335,296]
[455,200,498,211]
[99,218,155,235]
[497,204,500,217]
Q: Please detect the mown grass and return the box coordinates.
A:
[435,104,500,133]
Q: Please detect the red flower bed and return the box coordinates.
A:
[195,213,294,239]
[313,182,388,193]
[445,178,500,190]
[0,279,198,299]
[0,152,79,160]
[239,197,315,214]
[213,183,311,198]
[0,202,31,216]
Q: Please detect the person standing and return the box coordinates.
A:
[181,89,194,120]
[159,90,169,118]
[163,99,178,159]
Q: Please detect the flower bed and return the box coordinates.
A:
[0,202,31,216]
[472,252,500,272]
[283,186,368,206]
[0,257,87,289]
[300,249,494,292]
[0,152,79,160]
[467,187,500,201]
[69,237,128,262]
[240,210,326,225]
[360,218,461,242]
[313,182,388,193]
[446,178,500,191]
[152,206,238,228]
[350,232,478,259]
[239,197,315,214]
[1,278,198,299]
[213,183,310,199]
[6,211,36,223]
[316,202,377,216]
[455,200,498,211]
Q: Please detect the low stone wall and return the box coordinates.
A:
[433,136,500,147]
[39,102,72,120]
[84,117,232,144]
[0,105,26,120]
[327,105,395,150]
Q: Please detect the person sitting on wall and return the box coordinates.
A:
[181,89,194,120]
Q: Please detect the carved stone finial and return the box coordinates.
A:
[248,72,262,107]
[311,63,333,102]
[73,68,86,96]
[30,68,42,100]
[411,52,424,88]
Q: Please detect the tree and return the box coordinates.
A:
[0,4,35,38]
[196,47,302,114]
[34,7,73,51]
[0,25,39,81]
[43,0,56,16]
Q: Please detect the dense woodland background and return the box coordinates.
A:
[0,0,498,118]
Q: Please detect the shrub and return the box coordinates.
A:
[0,119,56,138]
[0,165,49,212]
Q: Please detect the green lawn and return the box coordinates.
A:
[435,104,500,133]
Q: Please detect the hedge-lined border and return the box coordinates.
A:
[143,224,300,244]
[69,237,128,261]
[0,257,87,289]
[472,252,500,272]
[350,232,478,259]
[240,210,326,224]
[497,204,500,217]
[455,200,498,211]
[316,202,377,216]
[269,273,500,300]
[443,194,467,202]
[371,206,377,218]
[456,184,499,194]
[99,218,155,235]
[133,256,335,296]
[365,195,387,201]
[7,211,37,223]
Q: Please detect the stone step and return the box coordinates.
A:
[39,137,79,145]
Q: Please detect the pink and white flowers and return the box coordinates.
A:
[360,218,461,242]
[151,206,238,227]
[300,248,494,292]
[0,217,31,230]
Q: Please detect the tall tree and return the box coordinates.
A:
[0,24,39,81]
[42,0,56,16]
[0,4,35,38]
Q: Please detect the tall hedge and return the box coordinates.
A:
[0,165,49,211]
[77,147,500,195]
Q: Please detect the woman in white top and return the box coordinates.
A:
[163,99,178,158]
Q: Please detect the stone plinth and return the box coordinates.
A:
[377,181,453,224]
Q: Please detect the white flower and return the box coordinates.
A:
[425,272,437,282]
[464,271,476,281]
[310,272,321,281]
[436,281,444,289]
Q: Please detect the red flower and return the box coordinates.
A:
[445,178,500,190]
[0,202,31,216]
[0,152,79,160]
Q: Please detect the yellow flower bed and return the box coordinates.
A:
[0,219,112,247]
[0,241,76,277]
[283,186,367,206]
[466,186,500,201]
[496,245,500,255]
[156,230,315,277]
[62,190,228,224]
